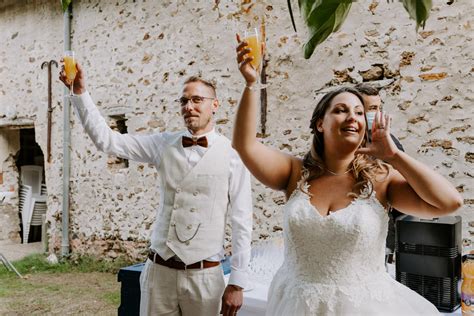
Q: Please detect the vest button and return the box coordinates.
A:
[176,187,181,193]
[171,221,176,227]
[187,224,192,230]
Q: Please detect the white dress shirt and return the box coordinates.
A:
[71,91,252,288]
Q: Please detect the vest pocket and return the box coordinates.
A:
[174,222,201,243]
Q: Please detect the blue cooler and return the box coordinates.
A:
[118,263,144,316]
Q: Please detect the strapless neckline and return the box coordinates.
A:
[291,179,386,219]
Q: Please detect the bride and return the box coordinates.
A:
[233,35,463,315]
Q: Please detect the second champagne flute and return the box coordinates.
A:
[243,27,265,89]
[64,50,77,96]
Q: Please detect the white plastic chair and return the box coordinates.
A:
[19,184,33,244]
[20,165,43,195]
[20,166,48,243]
[29,195,47,226]
[41,184,47,195]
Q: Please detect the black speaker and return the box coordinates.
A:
[395,215,462,312]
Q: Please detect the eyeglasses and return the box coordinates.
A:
[176,95,215,107]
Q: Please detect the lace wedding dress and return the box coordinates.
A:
[266,179,440,315]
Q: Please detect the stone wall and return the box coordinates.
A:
[0,0,472,259]
[0,129,20,242]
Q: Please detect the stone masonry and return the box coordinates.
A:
[0,0,472,260]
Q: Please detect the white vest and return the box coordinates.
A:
[150,133,231,265]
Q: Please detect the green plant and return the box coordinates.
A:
[288,0,433,59]
[61,0,72,12]
[0,253,136,276]
[103,291,121,306]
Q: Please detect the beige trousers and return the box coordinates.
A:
[139,259,225,316]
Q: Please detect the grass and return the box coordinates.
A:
[0,254,138,315]
[0,253,135,275]
[103,290,121,306]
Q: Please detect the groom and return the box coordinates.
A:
[60,63,252,316]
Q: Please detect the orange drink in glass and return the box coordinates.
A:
[244,29,262,71]
[64,50,76,95]
[243,27,266,89]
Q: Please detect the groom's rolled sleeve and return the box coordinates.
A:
[227,150,253,289]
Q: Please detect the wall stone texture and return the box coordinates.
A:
[0,129,20,242]
[0,0,472,260]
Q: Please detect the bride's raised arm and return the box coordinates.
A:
[232,34,297,192]
[356,112,463,218]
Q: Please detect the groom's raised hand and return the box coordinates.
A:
[59,60,86,95]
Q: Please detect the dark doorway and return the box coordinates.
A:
[16,128,44,167]
[15,128,45,243]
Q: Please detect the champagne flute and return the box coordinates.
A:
[63,50,77,96]
[243,27,265,89]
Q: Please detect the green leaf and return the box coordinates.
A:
[290,0,434,59]
[61,0,72,12]
[401,0,432,30]
[300,0,352,59]
[299,0,323,22]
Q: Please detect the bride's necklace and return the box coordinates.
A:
[325,168,351,176]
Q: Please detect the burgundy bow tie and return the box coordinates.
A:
[182,136,208,148]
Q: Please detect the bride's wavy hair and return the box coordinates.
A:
[302,86,389,198]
